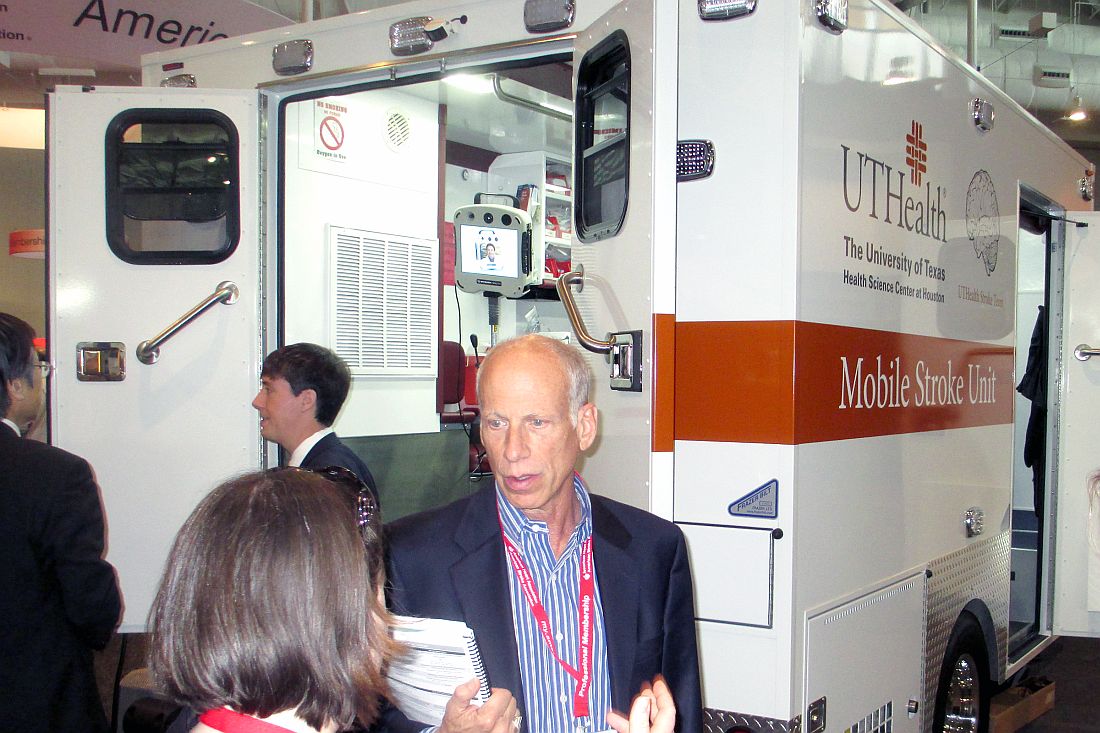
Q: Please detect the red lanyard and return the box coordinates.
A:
[199,708,298,733]
[500,522,595,718]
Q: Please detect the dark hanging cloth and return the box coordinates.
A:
[1017,305,1047,518]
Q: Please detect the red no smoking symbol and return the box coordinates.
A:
[319,115,344,151]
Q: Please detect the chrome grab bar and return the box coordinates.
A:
[555,266,614,355]
[492,74,573,123]
[1074,343,1100,362]
[136,281,239,365]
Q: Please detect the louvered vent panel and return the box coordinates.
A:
[330,226,437,376]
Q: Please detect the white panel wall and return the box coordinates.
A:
[283,88,440,436]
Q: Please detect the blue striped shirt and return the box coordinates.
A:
[497,477,612,733]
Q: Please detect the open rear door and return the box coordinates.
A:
[565,0,676,515]
[48,86,262,630]
[1050,210,1100,637]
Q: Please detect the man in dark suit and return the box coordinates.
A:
[0,313,122,732]
[385,335,701,733]
[252,343,377,498]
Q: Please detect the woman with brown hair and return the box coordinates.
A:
[148,467,519,733]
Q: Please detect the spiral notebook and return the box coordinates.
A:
[387,615,491,725]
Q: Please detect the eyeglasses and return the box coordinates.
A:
[266,465,379,554]
[307,465,377,534]
[36,361,51,378]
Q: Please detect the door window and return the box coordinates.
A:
[575,30,630,242]
[105,109,240,264]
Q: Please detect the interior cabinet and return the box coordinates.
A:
[486,151,572,279]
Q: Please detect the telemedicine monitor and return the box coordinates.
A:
[454,204,539,298]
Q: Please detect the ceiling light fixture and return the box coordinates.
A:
[442,73,495,94]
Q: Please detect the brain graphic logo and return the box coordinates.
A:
[965,170,999,276]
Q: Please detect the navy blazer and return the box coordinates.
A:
[301,432,379,501]
[383,484,702,733]
[0,423,121,732]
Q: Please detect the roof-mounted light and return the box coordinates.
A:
[815,0,848,33]
[524,0,575,33]
[389,17,433,56]
[272,39,314,76]
[160,73,197,88]
[697,0,757,21]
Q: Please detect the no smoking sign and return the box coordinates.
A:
[319,115,345,151]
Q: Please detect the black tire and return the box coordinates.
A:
[932,613,992,733]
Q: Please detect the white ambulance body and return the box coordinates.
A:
[45,1,1100,731]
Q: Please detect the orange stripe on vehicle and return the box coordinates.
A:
[676,321,797,444]
[675,321,1013,444]
[652,313,675,453]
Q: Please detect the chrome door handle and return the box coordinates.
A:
[1074,343,1100,361]
[136,281,239,365]
[555,266,615,355]
[555,266,643,392]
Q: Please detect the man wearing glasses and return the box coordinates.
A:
[252,342,378,500]
[0,312,122,732]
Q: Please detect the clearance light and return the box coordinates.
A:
[697,0,757,21]
[272,39,314,76]
[390,17,433,56]
[160,73,196,88]
[815,0,848,33]
[524,0,575,33]
[972,98,995,132]
[1080,170,1094,202]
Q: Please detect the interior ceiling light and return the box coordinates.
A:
[1068,92,1087,122]
[443,73,495,94]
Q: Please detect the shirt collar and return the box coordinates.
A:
[496,473,593,543]
[1,418,21,437]
[288,426,334,467]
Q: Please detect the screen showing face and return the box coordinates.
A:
[459,224,519,278]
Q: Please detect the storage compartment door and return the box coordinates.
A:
[804,574,926,733]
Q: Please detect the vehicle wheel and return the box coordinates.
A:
[932,614,991,733]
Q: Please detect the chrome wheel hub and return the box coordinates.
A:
[943,653,981,733]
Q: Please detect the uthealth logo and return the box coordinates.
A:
[905,120,927,186]
[840,118,948,243]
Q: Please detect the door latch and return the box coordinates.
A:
[609,330,642,392]
[77,342,126,381]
